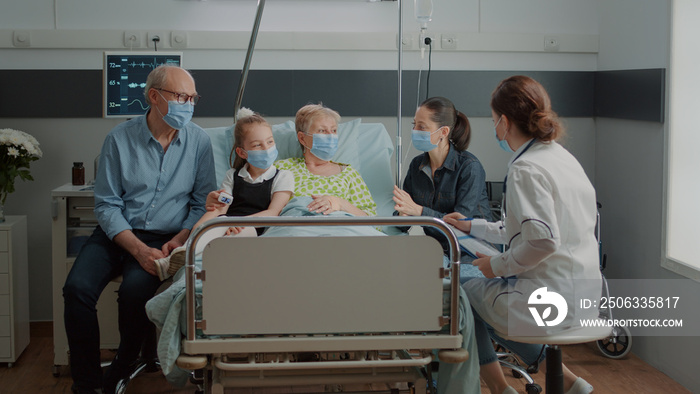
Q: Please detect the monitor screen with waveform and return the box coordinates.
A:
[103,51,183,118]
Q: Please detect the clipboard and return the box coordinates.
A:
[448,225,501,259]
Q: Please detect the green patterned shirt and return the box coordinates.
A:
[275,157,377,216]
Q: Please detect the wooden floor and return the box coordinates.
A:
[0,322,690,394]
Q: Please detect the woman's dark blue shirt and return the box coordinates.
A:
[398,143,493,253]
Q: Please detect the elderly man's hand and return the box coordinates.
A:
[161,229,189,256]
[161,239,182,256]
[135,245,166,277]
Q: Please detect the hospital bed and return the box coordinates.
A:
[144,120,471,393]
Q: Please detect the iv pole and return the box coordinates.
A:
[396,0,404,188]
[234,0,266,121]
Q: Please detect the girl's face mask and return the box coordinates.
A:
[245,145,278,169]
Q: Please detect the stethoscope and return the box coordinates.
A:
[500,138,537,222]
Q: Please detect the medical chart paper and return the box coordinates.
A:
[448,224,501,258]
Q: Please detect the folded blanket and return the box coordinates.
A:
[145,268,194,387]
[262,196,386,237]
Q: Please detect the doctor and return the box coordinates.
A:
[445,75,601,394]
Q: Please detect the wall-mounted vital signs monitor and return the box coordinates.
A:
[103,51,183,118]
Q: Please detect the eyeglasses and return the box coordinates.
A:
[156,88,201,105]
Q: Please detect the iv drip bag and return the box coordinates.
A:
[415,0,433,27]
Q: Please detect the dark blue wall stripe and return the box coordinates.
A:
[0,69,664,122]
[595,69,666,122]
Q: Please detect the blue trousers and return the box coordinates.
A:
[63,226,170,391]
[471,307,546,367]
[435,283,482,394]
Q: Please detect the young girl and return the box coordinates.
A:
[155,110,294,280]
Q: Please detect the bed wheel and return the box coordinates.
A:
[176,355,208,370]
[437,348,468,363]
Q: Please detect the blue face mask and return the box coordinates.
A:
[493,116,514,153]
[245,146,278,169]
[411,128,441,152]
[157,91,194,130]
[304,133,339,161]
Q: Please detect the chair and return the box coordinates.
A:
[495,322,612,394]
[485,181,504,219]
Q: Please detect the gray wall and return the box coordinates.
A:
[596,0,700,391]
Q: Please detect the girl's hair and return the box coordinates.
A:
[294,103,341,151]
[490,75,564,142]
[229,113,271,170]
[419,96,471,151]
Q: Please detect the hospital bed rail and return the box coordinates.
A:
[184,216,462,341]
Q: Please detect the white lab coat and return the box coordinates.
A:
[464,140,602,335]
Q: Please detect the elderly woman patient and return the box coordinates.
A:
[274,103,377,217]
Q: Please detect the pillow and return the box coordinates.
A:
[350,122,394,219]
[202,126,234,187]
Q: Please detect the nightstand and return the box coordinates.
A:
[0,215,29,367]
[51,184,119,376]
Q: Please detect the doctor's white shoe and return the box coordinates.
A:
[565,377,594,394]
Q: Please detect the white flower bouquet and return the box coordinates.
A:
[0,128,43,205]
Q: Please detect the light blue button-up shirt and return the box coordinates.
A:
[94,115,216,240]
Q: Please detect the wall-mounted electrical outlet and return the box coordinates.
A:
[147,32,166,48]
[171,31,188,49]
[420,34,434,50]
[123,31,141,48]
[399,33,413,50]
[441,34,457,50]
[544,35,560,52]
[12,31,31,48]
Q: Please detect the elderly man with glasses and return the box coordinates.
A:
[63,65,216,394]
